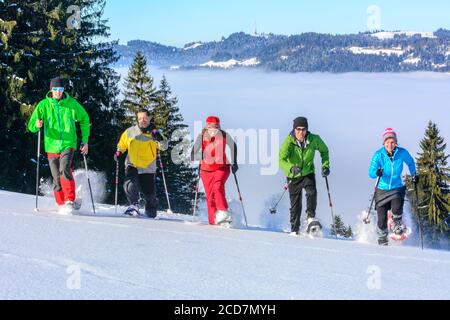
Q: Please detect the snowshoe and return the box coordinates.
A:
[138,196,146,210]
[387,211,411,241]
[289,231,300,237]
[124,205,141,217]
[58,201,75,215]
[73,198,82,211]
[215,210,232,228]
[378,238,389,246]
[306,218,323,237]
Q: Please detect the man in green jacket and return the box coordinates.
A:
[28,77,90,212]
[279,117,330,236]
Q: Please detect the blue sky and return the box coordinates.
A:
[104,0,450,46]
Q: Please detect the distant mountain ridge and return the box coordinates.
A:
[114,29,450,73]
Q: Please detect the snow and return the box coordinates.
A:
[280,55,289,61]
[200,58,261,69]
[371,31,436,40]
[1,183,450,299]
[183,43,203,50]
[348,46,404,56]
[402,56,421,65]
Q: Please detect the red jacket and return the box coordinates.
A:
[192,130,237,172]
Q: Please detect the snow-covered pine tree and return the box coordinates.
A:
[407,121,450,243]
[152,76,200,213]
[331,215,346,237]
[345,226,354,239]
[121,51,158,125]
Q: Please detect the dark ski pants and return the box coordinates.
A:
[377,198,404,240]
[289,174,317,233]
[48,149,75,206]
[124,166,158,217]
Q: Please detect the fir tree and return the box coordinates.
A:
[331,215,353,238]
[152,76,199,214]
[121,51,157,124]
[345,226,354,239]
[331,215,346,237]
[407,121,450,243]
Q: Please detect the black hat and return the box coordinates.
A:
[50,77,64,88]
[293,117,309,130]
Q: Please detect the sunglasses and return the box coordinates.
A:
[295,127,307,132]
[52,87,64,92]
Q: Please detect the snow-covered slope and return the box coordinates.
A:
[1,190,450,300]
[371,31,436,40]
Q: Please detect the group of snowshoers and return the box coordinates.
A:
[28,77,418,246]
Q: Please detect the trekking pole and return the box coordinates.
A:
[414,182,424,251]
[363,176,381,224]
[158,152,173,214]
[114,158,119,215]
[269,180,292,214]
[83,154,96,215]
[192,165,201,221]
[233,172,248,228]
[34,130,41,212]
[325,176,337,238]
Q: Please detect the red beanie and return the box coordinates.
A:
[206,116,220,125]
[383,128,397,143]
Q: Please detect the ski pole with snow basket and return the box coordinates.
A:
[324,176,337,238]
[414,182,424,251]
[83,154,96,215]
[192,165,201,221]
[158,152,173,214]
[269,180,292,214]
[233,173,248,228]
[114,158,119,215]
[34,130,41,212]
[363,176,381,224]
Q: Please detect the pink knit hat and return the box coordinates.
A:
[383,128,397,143]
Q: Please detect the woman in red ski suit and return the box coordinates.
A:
[191,116,238,225]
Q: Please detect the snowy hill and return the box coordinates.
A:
[114,29,450,72]
[1,190,450,300]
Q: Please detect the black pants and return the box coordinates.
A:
[289,174,317,233]
[123,166,158,217]
[48,149,74,192]
[377,198,404,240]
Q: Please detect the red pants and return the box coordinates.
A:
[48,149,76,206]
[201,167,230,225]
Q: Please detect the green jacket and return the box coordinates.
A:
[279,132,330,179]
[28,92,90,154]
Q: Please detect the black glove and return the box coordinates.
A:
[232,163,239,174]
[376,168,384,177]
[290,165,301,176]
[322,167,330,178]
[114,151,122,162]
[412,174,419,184]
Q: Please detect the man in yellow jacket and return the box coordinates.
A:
[115,109,168,218]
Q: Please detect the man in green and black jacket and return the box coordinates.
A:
[279,117,330,235]
[28,77,90,212]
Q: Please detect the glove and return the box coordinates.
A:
[232,163,239,174]
[376,168,384,177]
[412,174,419,184]
[322,167,330,178]
[114,151,122,162]
[290,165,301,176]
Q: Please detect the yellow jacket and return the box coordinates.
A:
[117,125,167,173]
